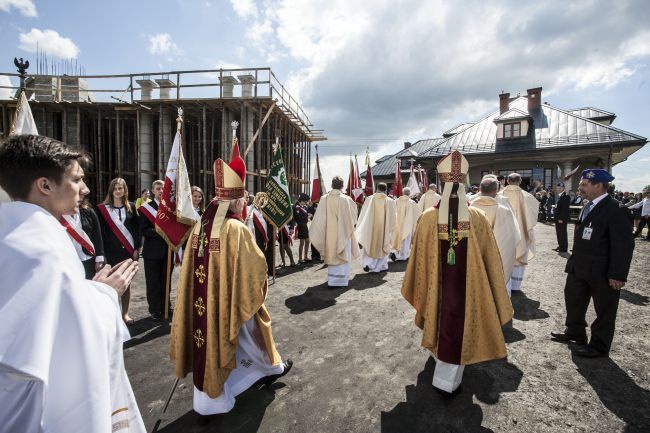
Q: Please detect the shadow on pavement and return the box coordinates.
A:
[381,357,523,433]
[571,353,650,432]
[511,291,550,321]
[153,382,285,433]
[284,271,388,314]
[619,289,649,306]
[502,323,526,344]
[124,321,170,349]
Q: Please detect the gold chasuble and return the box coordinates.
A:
[170,148,281,399]
[401,151,513,366]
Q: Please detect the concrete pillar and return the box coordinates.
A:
[155,78,175,100]
[161,108,173,165]
[136,79,157,101]
[139,112,154,189]
[238,74,255,98]
[219,76,238,98]
[240,105,255,191]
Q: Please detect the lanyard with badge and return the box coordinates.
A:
[582,222,593,240]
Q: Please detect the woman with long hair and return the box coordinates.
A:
[96,178,140,324]
[191,186,205,216]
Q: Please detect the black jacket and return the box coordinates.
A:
[565,195,634,282]
[79,207,104,258]
[140,200,170,260]
[97,202,140,264]
[555,192,570,222]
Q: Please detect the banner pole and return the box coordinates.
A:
[272,226,277,283]
[164,248,172,320]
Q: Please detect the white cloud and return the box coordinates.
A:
[230,0,257,18]
[18,28,79,58]
[148,33,179,55]
[0,0,37,17]
[0,75,15,100]
[231,0,650,154]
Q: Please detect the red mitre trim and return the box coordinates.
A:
[229,142,246,183]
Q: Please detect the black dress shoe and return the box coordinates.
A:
[195,411,218,426]
[550,331,587,345]
[574,346,607,358]
[363,265,370,272]
[389,252,397,262]
[552,247,560,252]
[259,359,293,387]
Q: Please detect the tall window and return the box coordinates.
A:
[504,122,521,138]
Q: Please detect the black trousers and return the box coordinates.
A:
[144,256,174,315]
[82,259,96,279]
[634,216,649,239]
[555,221,568,252]
[564,272,621,353]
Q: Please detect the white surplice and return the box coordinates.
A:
[433,358,465,393]
[327,240,352,286]
[0,202,145,433]
[193,317,284,415]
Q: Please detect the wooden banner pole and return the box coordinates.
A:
[164,248,172,320]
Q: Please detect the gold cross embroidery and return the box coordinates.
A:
[194,297,206,317]
[197,233,209,257]
[193,329,205,348]
[194,265,206,284]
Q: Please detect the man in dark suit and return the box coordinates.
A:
[551,169,634,358]
[139,180,173,320]
[553,181,571,253]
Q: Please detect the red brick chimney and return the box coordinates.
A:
[527,87,542,111]
[499,92,510,114]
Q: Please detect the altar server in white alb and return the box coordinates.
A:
[309,176,361,287]
[0,134,145,433]
[390,187,421,261]
[499,172,539,293]
[355,182,396,272]
[470,175,521,292]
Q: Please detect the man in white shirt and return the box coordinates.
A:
[628,188,650,240]
[0,134,145,433]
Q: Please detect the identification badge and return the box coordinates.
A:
[582,227,593,240]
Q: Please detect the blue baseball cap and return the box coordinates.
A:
[580,168,615,183]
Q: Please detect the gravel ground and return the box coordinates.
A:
[124,223,650,433]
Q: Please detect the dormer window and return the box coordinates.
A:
[504,122,521,138]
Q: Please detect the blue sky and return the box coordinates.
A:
[1,0,649,191]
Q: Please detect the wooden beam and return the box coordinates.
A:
[244,101,276,157]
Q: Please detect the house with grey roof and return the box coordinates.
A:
[367,87,646,192]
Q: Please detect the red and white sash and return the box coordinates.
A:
[139,201,157,225]
[141,201,183,264]
[97,204,135,256]
[252,208,268,243]
[60,214,95,256]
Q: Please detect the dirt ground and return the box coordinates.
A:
[123,223,650,433]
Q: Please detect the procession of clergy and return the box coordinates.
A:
[0,131,553,432]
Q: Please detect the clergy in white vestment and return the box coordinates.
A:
[499,172,539,293]
[390,187,421,261]
[0,134,145,433]
[470,176,521,294]
[309,176,361,287]
[355,182,396,272]
[417,183,441,213]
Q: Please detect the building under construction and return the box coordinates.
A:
[0,63,325,203]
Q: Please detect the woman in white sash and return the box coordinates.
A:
[97,178,140,324]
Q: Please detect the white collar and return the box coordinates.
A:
[589,192,609,206]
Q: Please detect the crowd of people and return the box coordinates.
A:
[0,133,643,431]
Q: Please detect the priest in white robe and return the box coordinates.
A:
[0,134,145,433]
[499,172,539,293]
[309,176,361,287]
[390,187,421,261]
[418,183,441,213]
[355,182,396,272]
[470,175,521,294]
